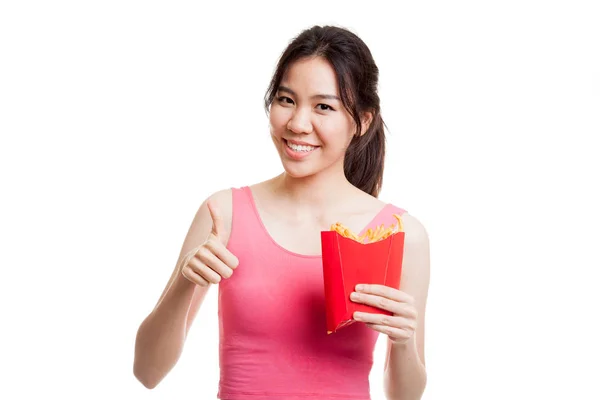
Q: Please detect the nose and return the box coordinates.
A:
[286,108,313,135]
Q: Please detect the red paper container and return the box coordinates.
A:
[321,230,405,334]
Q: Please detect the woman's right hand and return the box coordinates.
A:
[180,200,239,286]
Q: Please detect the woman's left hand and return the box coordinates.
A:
[350,283,418,345]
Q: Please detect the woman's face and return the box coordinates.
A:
[269,56,359,179]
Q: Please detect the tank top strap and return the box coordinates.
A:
[231,185,257,226]
[389,204,408,216]
[228,186,267,244]
[231,186,252,212]
[365,203,408,232]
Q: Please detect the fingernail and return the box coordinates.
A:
[350,292,359,300]
[356,284,364,291]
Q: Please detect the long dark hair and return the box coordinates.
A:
[264,25,387,198]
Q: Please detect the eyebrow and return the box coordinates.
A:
[277,85,341,101]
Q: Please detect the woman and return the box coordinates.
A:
[134,25,430,400]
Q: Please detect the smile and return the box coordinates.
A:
[283,139,319,160]
[285,140,318,152]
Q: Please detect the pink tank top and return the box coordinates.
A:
[217,186,407,399]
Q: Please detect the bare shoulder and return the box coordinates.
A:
[397,212,430,317]
[399,212,430,246]
[176,188,234,259]
[206,188,233,219]
[203,188,234,243]
[351,187,388,213]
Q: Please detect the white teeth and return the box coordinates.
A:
[286,140,316,152]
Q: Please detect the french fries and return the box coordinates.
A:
[330,213,404,244]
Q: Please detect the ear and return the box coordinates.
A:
[359,111,374,137]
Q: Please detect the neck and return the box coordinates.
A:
[272,167,359,209]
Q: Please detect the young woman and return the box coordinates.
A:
[134,25,430,400]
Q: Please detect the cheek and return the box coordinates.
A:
[269,106,290,136]
[319,118,355,148]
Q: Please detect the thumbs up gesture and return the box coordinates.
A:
[180,200,240,287]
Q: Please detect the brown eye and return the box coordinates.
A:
[317,104,334,111]
[277,96,294,104]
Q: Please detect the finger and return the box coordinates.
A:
[188,256,225,284]
[204,237,240,270]
[391,304,418,319]
[194,248,234,280]
[364,323,412,340]
[181,264,210,287]
[353,312,417,331]
[350,292,404,315]
[207,200,225,241]
[355,284,414,304]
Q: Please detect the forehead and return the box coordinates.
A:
[280,57,339,95]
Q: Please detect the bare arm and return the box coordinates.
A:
[133,189,232,389]
[384,213,430,400]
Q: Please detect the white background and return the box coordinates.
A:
[1,1,599,399]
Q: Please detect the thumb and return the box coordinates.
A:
[207,200,225,241]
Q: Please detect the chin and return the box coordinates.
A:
[280,161,318,179]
